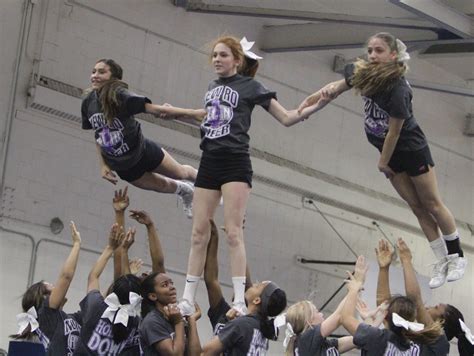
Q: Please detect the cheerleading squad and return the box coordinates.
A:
[9,32,472,355]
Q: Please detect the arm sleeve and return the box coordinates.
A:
[118,89,152,116]
[37,297,62,339]
[218,319,243,350]
[81,97,92,130]
[388,84,412,120]
[207,297,231,331]
[251,80,277,111]
[353,323,386,351]
[141,313,173,347]
[79,290,104,324]
[344,63,355,88]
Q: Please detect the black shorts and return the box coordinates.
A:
[115,139,165,182]
[195,151,253,190]
[386,145,435,177]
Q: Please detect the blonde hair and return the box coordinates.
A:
[285,301,315,356]
[351,32,408,97]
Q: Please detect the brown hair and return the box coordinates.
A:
[351,32,408,97]
[386,296,443,345]
[210,36,250,75]
[10,281,51,340]
[285,301,315,355]
[84,59,129,125]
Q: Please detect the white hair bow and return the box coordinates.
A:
[459,319,474,345]
[101,292,142,327]
[396,39,410,62]
[392,312,424,332]
[16,306,39,334]
[283,322,296,348]
[240,37,263,60]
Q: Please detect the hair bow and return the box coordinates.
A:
[283,322,296,348]
[16,306,40,334]
[392,312,424,332]
[396,39,410,62]
[459,319,474,345]
[240,37,263,60]
[101,292,142,327]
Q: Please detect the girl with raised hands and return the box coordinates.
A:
[284,298,356,356]
[74,224,143,355]
[82,59,206,218]
[10,222,82,355]
[342,250,449,355]
[179,35,328,316]
[299,32,467,290]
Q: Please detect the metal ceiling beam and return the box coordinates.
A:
[174,0,436,30]
[389,0,474,38]
[260,23,470,52]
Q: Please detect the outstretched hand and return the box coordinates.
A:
[129,209,153,226]
[113,186,129,212]
[375,239,394,268]
[70,221,81,244]
[108,223,125,250]
[101,165,118,185]
[396,238,412,263]
[129,258,143,275]
[122,227,136,250]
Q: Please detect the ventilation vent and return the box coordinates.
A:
[30,103,82,123]
[422,43,474,55]
[37,76,83,98]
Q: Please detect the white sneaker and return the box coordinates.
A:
[177,298,195,316]
[232,301,248,316]
[429,257,448,289]
[446,254,467,282]
[177,182,194,219]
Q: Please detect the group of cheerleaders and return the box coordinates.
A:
[10,32,473,355]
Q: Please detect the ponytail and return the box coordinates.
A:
[400,320,444,345]
[351,59,407,97]
[98,79,129,125]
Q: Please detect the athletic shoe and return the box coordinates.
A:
[428,257,448,289]
[446,254,467,282]
[232,301,248,316]
[177,182,194,219]
[177,298,195,316]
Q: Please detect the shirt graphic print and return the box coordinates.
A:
[202,85,239,140]
[88,113,130,157]
[362,96,390,138]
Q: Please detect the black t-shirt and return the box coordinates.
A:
[200,74,277,153]
[218,314,269,356]
[36,297,82,355]
[344,64,427,152]
[353,323,450,356]
[74,290,141,355]
[294,324,339,356]
[81,88,151,170]
[208,297,231,335]
[139,309,178,355]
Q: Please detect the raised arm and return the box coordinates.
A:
[375,239,393,306]
[319,296,347,337]
[187,304,203,356]
[130,210,165,273]
[377,117,404,179]
[145,103,206,121]
[397,238,434,326]
[113,187,129,280]
[155,305,186,356]
[87,224,125,292]
[120,227,136,275]
[204,220,224,309]
[49,221,81,309]
[340,256,369,335]
[96,143,118,185]
[337,336,356,354]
